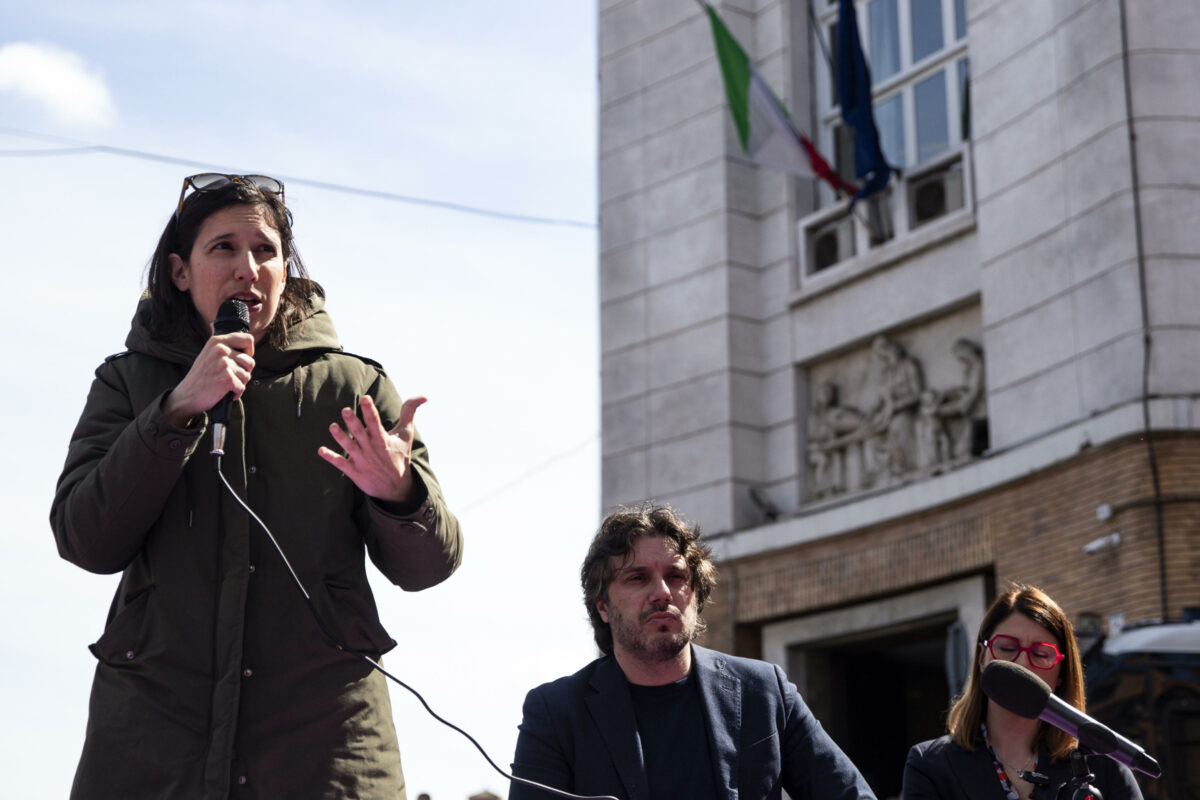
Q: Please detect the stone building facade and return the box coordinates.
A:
[598,0,1200,796]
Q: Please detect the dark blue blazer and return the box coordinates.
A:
[903,735,1144,800]
[509,645,876,800]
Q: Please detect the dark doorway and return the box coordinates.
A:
[791,614,956,800]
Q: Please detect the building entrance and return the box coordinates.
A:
[760,575,989,800]
[796,616,954,798]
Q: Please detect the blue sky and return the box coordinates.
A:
[0,2,599,797]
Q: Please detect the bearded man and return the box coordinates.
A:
[508,504,875,800]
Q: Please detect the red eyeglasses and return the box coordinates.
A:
[982,634,1064,670]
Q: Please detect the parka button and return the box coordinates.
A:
[237,775,247,785]
[243,668,253,678]
[248,465,257,474]
[169,440,181,450]
[248,564,256,573]
[125,651,135,660]
[252,379,261,386]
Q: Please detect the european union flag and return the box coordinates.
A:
[837,0,895,207]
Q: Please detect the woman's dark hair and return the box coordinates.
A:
[144,180,313,349]
[580,504,718,655]
[946,584,1086,760]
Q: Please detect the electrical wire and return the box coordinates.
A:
[214,464,617,800]
[0,126,596,230]
[458,433,598,514]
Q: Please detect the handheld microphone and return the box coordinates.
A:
[981,660,1162,778]
[209,298,250,457]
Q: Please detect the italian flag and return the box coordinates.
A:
[704,3,857,196]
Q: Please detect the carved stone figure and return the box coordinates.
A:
[807,381,865,499]
[938,338,986,459]
[867,335,924,480]
[914,388,951,472]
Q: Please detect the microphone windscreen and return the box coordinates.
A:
[214,299,250,336]
[980,660,1051,719]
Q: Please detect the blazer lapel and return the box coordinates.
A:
[585,657,650,800]
[946,740,1008,798]
[693,646,742,797]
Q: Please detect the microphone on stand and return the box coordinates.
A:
[981,660,1162,778]
[209,298,250,458]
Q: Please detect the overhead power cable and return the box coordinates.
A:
[0,126,596,229]
[458,433,598,514]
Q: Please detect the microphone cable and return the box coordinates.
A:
[214,464,617,800]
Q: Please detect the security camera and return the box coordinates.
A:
[1082,532,1121,555]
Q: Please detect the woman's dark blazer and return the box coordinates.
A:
[902,734,1144,800]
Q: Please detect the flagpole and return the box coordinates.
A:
[802,0,858,219]
[805,0,835,72]
[818,0,882,239]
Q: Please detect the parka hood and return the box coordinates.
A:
[124,282,341,372]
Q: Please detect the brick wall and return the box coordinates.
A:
[700,432,1200,655]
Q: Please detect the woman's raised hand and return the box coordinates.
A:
[318,394,426,504]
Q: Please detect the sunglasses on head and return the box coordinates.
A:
[176,173,285,218]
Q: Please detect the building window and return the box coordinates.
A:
[811,0,969,205]
[797,0,973,283]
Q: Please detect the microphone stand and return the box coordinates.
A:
[1054,749,1102,800]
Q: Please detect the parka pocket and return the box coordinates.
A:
[89,584,154,665]
[320,578,397,656]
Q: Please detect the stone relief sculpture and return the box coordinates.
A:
[914,389,951,471]
[807,381,865,499]
[866,335,924,482]
[805,336,987,501]
[938,338,987,459]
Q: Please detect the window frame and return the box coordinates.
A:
[795,146,975,299]
[793,0,975,295]
[812,0,969,202]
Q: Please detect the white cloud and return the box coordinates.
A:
[0,41,117,126]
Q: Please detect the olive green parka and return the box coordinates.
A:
[51,288,463,799]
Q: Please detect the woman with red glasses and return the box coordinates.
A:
[51,174,463,799]
[902,584,1142,800]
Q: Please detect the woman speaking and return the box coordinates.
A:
[51,173,462,799]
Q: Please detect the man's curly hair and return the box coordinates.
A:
[580,504,717,655]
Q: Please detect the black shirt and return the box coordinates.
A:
[628,673,720,800]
